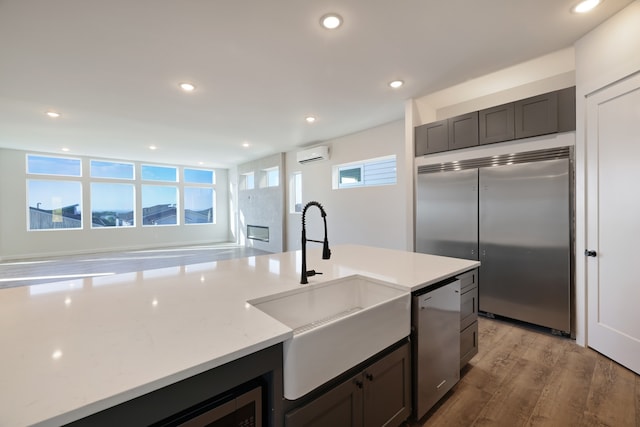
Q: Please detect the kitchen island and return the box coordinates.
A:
[0,245,479,426]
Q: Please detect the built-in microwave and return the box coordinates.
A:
[153,381,263,427]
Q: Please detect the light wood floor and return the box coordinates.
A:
[414,317,640,427]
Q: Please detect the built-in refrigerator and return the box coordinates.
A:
[416,147,572,334]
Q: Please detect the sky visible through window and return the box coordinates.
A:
[28,180,82,211]
[141,165,177,182]
[27,155,81,176]
[90,160,134,180]
[185,168,214,184]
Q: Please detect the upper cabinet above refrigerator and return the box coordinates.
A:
[415,87,576,156]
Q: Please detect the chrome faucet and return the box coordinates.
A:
[300,201,331,284]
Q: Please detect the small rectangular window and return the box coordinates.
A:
[90,160,134,180]
[184,187,214,224]
[27,180,82,230]
[184,168,214,184]
[290,172,302,213]
[141,185,178,225]
[338,166,363,187]
[334,155,397,189]
[241,172,255,190]
[141,164,178,182]
[27,155,81,177]
[265,167,279,187]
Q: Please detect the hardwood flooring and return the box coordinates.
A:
[413,317,640,427]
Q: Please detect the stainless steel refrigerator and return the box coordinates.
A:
[416,147,572,334]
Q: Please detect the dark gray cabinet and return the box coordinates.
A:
[558,86,576,133]
[448,112,479,150]
[415,119,448,155]
[285,372,362,427]
[416,87,576,156]
[479,103,515,145]
[458,269,478,369]
[514,91,559,139]
[415,113,478,155]
[285,342,411,427]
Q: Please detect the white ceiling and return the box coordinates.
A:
[0,0,633,168]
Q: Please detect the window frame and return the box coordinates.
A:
[333,155,397,190]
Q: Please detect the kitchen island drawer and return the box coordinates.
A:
[458,269,477,294]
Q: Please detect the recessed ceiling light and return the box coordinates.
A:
[45,111,61,118]
[320,13,342,30]
[61,147,70,152]
[149,145,157,150]
[242,142,250,148]
[305,116,316,123]
[179,82,196,92]
[389,80,404,89]
[572,0,602,13]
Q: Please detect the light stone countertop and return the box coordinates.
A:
[0,244,479,427]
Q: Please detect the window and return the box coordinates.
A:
[184,168,215,224]
[27,154,81,177]
[90,160,134,180]
[91,183,135,227]
[334,155,397,189]
[184,168,214,184]
[27,180,82,230]
[142,185,178,225]
[141,164,178,182]
[241,172,255,190]
[264,167,279,187]
[184,187,214,224]
[290,172,302,213]
[338,166,362,187]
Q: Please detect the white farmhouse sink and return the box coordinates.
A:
[249,275,410,400]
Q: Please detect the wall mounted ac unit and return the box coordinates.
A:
[296,146,329,164]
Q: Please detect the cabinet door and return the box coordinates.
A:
[460,321,478,369]
[284,374,363,427]
[415,119,448,156]
[363,343,411,427]
[460,286,478,332]
[479,103,514,144]
[557,86,576,133]
[514,91,558,139]
[448,112,479,150]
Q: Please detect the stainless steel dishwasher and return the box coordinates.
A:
[412,277,461,419]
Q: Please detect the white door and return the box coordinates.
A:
[586,71,640,375]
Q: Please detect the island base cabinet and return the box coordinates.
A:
[284,341,411,427]
[458,269,479,369]
[460,321,478,369]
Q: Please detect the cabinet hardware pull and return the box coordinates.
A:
[355,380,363,389]
[365,373,373,381]
[585,249,597,257]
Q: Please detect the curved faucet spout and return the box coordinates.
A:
[300,201,331,284]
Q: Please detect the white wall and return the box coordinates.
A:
[285,120,408,252]
[0,148,231,260]
[574,0,640,346]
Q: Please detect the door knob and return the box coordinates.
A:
[585,249,597,257]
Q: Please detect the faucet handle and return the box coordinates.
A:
[306,270,323,277]
[322,242,331,259]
